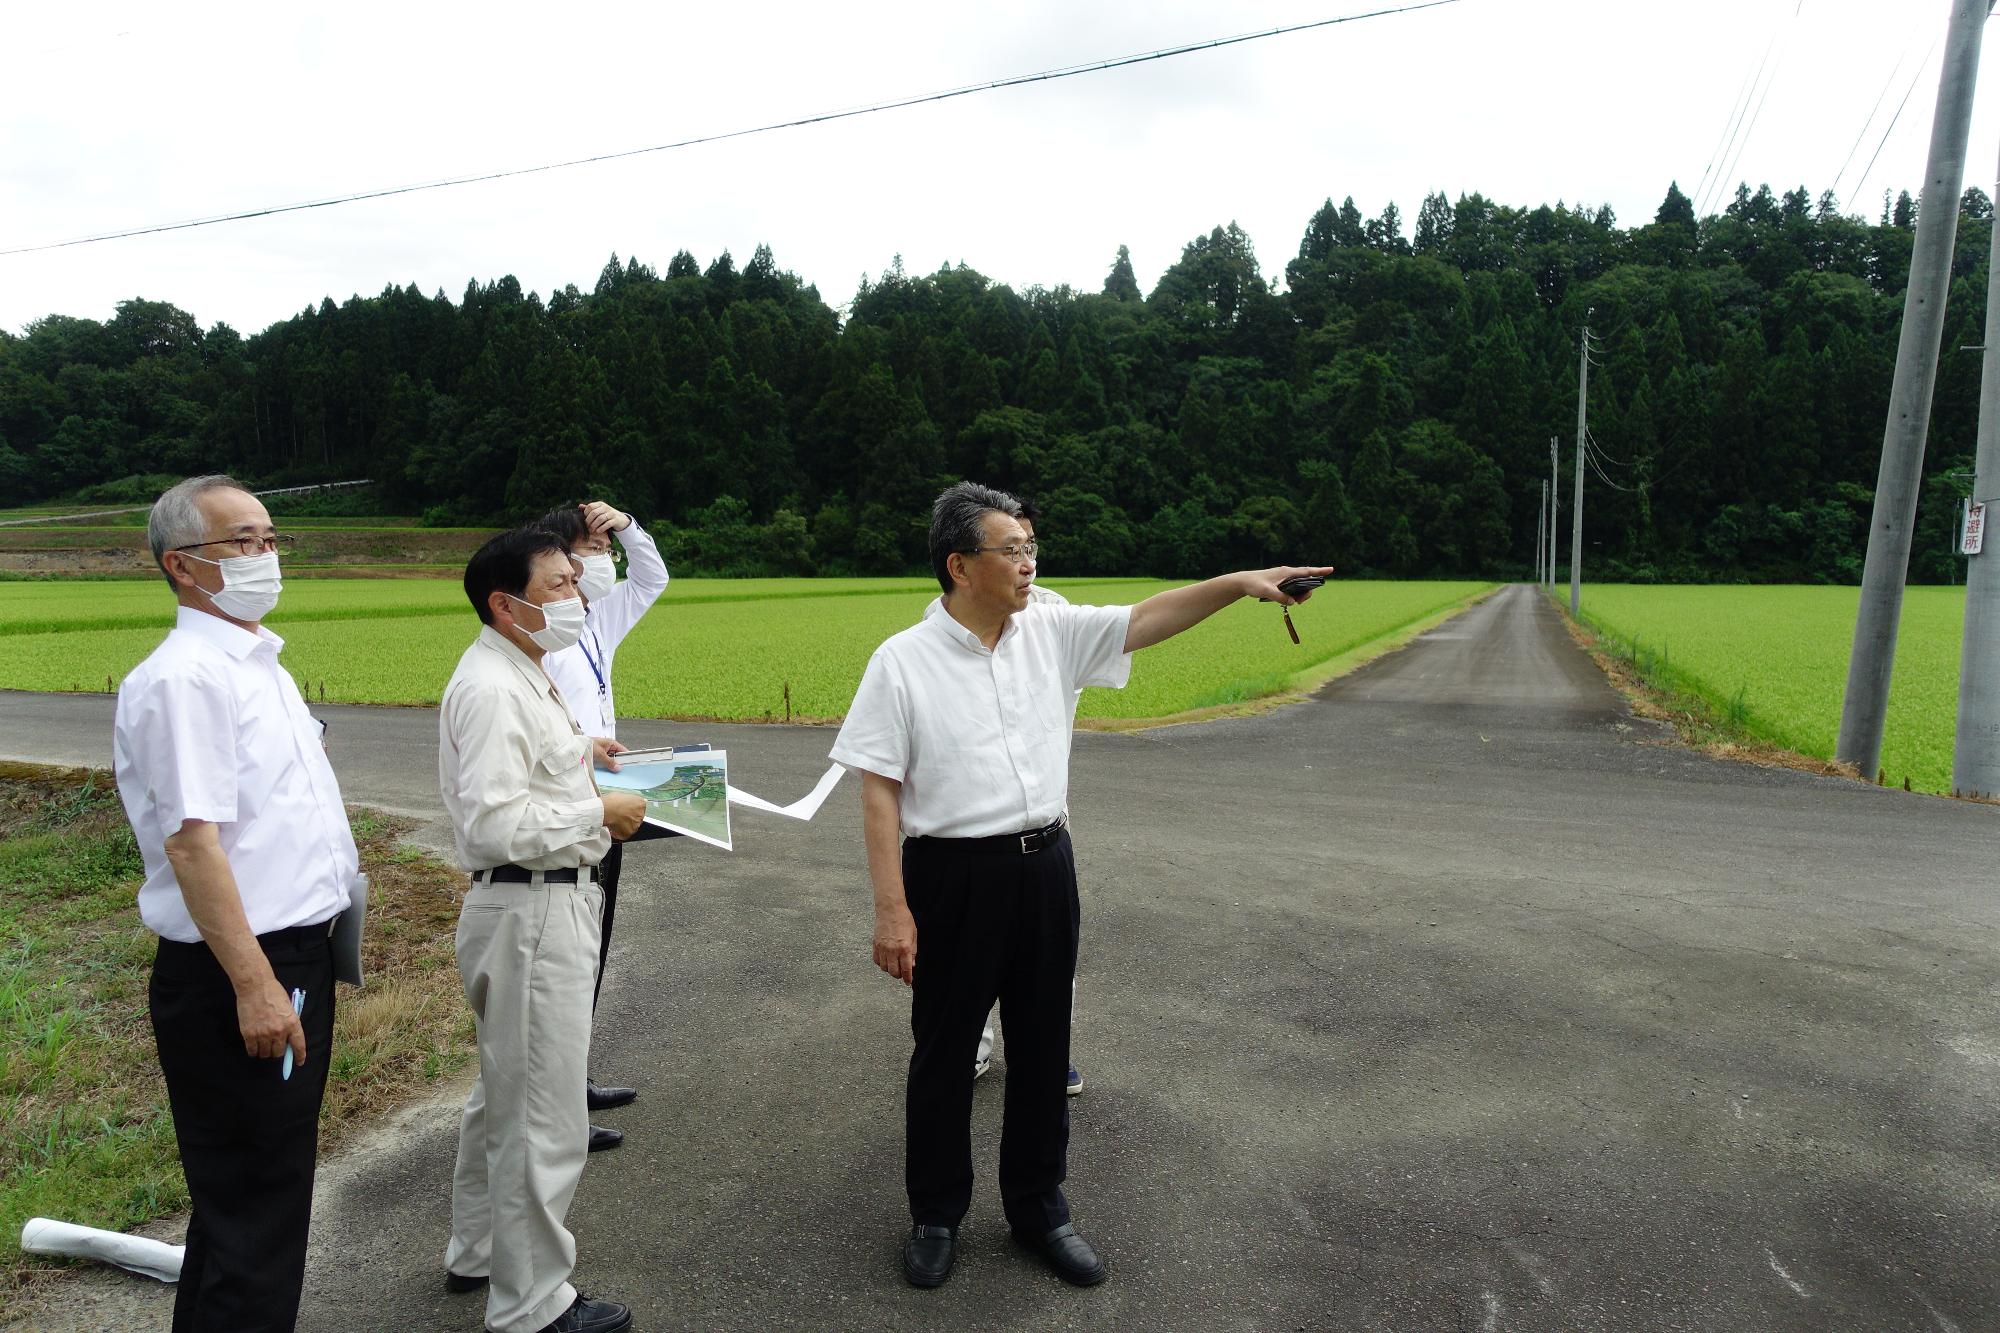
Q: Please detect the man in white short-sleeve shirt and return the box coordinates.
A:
[830,480,1329,1291]
[919,508,1081,1092]
[113,473,358,1331]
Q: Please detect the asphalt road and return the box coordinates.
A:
[4,583,1998,1331]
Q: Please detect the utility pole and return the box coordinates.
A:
[1548,436,1559,591]
[1570,324,1590,616]
[1839,0,1991,781]
[1954,148,2000,799]
[1537,480,1548,585]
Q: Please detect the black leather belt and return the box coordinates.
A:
[913,815,1068,855]
[158,917,335,957]
[261,918,339,948]
[472,865,599,884]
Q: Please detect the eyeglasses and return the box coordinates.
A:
[172,533,297,557]
[960,540,1038,562]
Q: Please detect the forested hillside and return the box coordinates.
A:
[0,182,1985,581]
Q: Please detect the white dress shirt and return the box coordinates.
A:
[830,601,1132,838]
[546,520,668,740]
[439,626,611,873]
[113,606,358,943]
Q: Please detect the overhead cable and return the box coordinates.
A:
[1692,37,1774,216]
[1831,43,1912,202]
[1586,444,1643,493]
[1586,427,1633,468]
[1,0,1464,257]
[1706,34,1788,217]
[1852,36,1941,210]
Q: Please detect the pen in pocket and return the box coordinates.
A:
[281,987,305,1080]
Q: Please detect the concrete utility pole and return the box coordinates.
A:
[1548,436,1559,590]
[1570,326,1589,616]
[1839,0,1992,781]
[1537,480,1549,585]
[1954,150,2000,798]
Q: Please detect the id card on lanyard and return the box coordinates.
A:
[579,630,610,713]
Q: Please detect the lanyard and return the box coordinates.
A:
[578,629,609,703]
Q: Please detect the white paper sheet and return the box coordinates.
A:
[726,763,845,820]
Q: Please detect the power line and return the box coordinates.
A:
[1852,37,1942,210]
[1698,39,1778,217]
[1585,441,1643,492]
[1586,426,1633,468]
[1831,43,1912,203]
[1705,32,1787,218]
[0,0,1465,258]
[1692,37,1773,217]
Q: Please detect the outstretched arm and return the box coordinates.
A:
[1124,565,1334,653]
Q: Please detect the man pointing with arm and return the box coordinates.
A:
[830,480,1328,1290]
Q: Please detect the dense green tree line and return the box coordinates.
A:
[0,182,1987,580]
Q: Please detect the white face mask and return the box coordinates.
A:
[184,550,282,622]
[576,553,617,603]
[507,593,586,653]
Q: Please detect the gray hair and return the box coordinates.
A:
[147,474,246,588]
[929,481,1022,594]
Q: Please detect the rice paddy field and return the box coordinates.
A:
[1575,585,1964,794]
[0,578,1493,724]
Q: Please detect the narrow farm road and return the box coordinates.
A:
[3,582,1996,1331]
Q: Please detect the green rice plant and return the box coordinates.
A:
[1578,585,1962,793]
[0,577,1493,724]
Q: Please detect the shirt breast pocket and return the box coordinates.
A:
[538,735,589,778]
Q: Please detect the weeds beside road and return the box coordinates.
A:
[0,768,474,1307]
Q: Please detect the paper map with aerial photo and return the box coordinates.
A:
[597,748,733,850]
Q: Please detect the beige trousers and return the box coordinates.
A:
[444,877,601,1333]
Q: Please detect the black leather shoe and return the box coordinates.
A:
[1015,1221,1107,1286]
[444,1269,486,1293]
[902,1223,956,1287]
[532,1293,632,1333]
[588,1124,623,1153]
[587,1078,636,1111]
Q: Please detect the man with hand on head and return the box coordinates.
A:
[113,474,356,1332]
[831,480,1330,1291]
[438,527,646,1333]
[537,499,669,1147]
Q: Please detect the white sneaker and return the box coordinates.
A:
[973,1055,993,1080]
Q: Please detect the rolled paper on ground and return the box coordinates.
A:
[19,1217,184,1283]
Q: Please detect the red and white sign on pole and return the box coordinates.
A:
[1965,500,1987,556]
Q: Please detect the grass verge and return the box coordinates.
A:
[0,769,474,1306]
[1556,593,1863,785]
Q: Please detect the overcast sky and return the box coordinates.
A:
[5,0,1998,337]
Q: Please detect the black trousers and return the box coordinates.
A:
[150,924,335,1333]
[903,828,1078,1236]
[593,840,623,1011]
